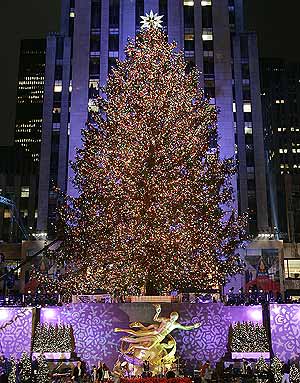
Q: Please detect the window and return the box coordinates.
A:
[202,29,213,40]
[184,0,194,5]
[201,0,211,5]
[21,186,30,198]
[284,259,300,279]
[4,210,11,219]
[54,80,62,93]
[109,34,119,51]
[243,103,252,113]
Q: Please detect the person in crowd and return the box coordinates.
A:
[244,364,255,383]
[267,366,275,383]
[215,359,224,383]
[203,361,212,383]
[91,365,97,383]
[97,361,103,382]
[0,354,7,383]
[142,358,150,378]
[281,360,291,383]
[72,361,83,383]
[102,364,110,382]
[31,356,38,383]
[165,369,176,379]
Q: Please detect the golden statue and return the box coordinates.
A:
[114,304,200,375]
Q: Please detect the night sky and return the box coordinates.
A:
[0,0,300,146]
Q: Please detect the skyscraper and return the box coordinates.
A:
[37,0,269,236]
[261,58,300,242]
[14,39,46,164]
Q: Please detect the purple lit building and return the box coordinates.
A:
[37,0,268,236]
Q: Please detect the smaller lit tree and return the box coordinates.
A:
[8,356,17,383]
[19,352,32,383]
[256,357,269,382]
[271,356,283,383]
[37,354,49,383]
[290,364,300,383]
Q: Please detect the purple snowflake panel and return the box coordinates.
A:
[270,304,300,362]
[0,308,33,358]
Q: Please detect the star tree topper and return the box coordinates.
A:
[140,10,164,29]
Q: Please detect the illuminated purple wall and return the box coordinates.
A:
[0,308,33,358]
[40,303,262,368]
[270,304,300,361]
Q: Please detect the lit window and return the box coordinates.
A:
[245,127,253,135]
[184,0,194,5]
[202,29,213,41]
[285,259,300,279]
[21,186,30,198]
[70,11,75,18]
[4,210,11,219]
[35,210,38,219]
[21,209,28,218]
[243,103,252,113]
[185,34,194,41]
[232,103,236,113]
[275,99,285,104]
[201,0,211,5]
[54,80,62,93]
[69,80,72,92]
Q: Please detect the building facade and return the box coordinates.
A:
[37,0,269,236]
[14,39,46,164]
[0,147,38,242]
[260,59,300,242]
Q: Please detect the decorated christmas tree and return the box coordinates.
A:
[8,356,17,383]
[231,321,269,352]
[271,356,283,383]
[256,357,269,381]
[19,352,32,382]
[37,354,49,383]
[33,322,42,352]
[290,364,300,383]
[35,12,246,295]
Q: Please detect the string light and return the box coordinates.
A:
[34,24,246,296]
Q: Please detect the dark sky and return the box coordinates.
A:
[1,0,300,146]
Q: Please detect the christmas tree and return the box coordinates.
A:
[19,352,32,383]
[271,356,283,383]
[33,322,42,352]
[37,354,49,383]
[36,13,246,295]
[290,364,300,383]
[256,357,269,381]
[8,356,17,383]
[231,322,269,352]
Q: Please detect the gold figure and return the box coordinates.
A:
[114,304,200,374]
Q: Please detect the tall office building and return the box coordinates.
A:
[37,0,269,236]
[261,59,300,242]
[14,39,46,163]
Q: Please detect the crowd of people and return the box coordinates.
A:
[0,353,298,383]
[195,359,296,383]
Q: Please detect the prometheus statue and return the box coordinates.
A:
[114,304,200,374]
